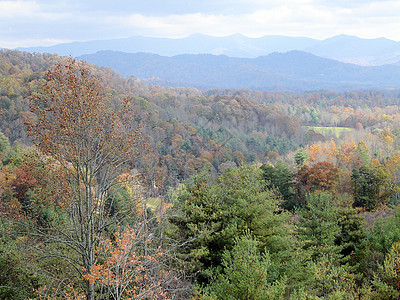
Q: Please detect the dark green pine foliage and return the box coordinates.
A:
[336,200,366,266]
[0,251,39,299]
[167,174,227,282]
[168,166,294,283]
[352,163,399,211]
[371,242,400,299]
[261,161,296,210]
[294,148,308,167]
[297,192,343,262]
[203,234,286,300]
[367,206,400,255]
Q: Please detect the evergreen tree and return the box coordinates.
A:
[295,148,308,167]
[261,161,296,210]
[352,163,399,210]
[297,192,342,262]
[168,166,295,283]
[203,234,286,300]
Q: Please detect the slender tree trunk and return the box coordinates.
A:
[86,280,94,300]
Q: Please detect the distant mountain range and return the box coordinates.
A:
[78,50,400,92]
[11,34,400,92]
[17,34,400,66]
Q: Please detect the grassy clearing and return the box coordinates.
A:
[146,197,162,211]
[303,126,353,139]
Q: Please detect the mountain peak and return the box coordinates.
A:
[16,34,400,66]
[324,34,359,42]
[226,33,246,38]
[79,50,400,92]
[186,33,210,38]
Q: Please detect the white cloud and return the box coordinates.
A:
[354,0,400,17]
[105,3,365,40]
[1,0,400,47]
[0,0,73,21]
[116,0,400,41]
[0,0,38,18]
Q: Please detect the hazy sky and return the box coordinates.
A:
[1,0,400,48]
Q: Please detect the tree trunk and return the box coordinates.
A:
[86,281,94,300]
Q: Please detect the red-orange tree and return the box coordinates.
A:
[306,161,340,192]
[28,58,144,300]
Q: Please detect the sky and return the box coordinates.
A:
[1,0,400,48]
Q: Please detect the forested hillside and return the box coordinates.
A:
[2,49,400,298]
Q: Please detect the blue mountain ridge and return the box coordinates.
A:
[78,50,400,92]
[16,34,400,66]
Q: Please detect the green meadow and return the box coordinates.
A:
[303,126,354,139]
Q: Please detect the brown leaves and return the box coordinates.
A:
[26,58,149,299]
[29,58,144,170]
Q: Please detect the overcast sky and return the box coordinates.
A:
[1,0,400,48]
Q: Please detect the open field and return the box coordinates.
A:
[303,126,354,139]
[146,197,162,211]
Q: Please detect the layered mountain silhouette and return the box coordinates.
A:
[17,34,400,66]
[78,50,400,92]
[305,34,400,66]
[13,34,400,91]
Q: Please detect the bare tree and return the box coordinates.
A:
[28,58,144,299]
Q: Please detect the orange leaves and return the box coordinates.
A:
[337,141,358,169]
[327,139,338,161]
[308,144,322,163]
[26,58,149,299]
[295,161,341,194]
[83,224,172,299]
[83,264,115,285]
[307,161,340,192]
[2,197,22,219]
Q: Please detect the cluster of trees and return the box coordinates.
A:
[2,50,400,298]
[162,162,400,299]
[166,162,400,299]
[0,58,183,299]
[0,50,300,193]
[263,139,400,211]
[4,50,400,196]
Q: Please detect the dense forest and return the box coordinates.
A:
[2,49,400,299]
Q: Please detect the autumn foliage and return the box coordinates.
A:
[27,59,148,299]
[4,50,400,299]
[83,224,173,299]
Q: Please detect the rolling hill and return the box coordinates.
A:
[78,50,400,92]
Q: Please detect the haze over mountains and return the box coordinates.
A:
[77,50,400,92]
[17,34,400,66]
[13,34,400,92]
